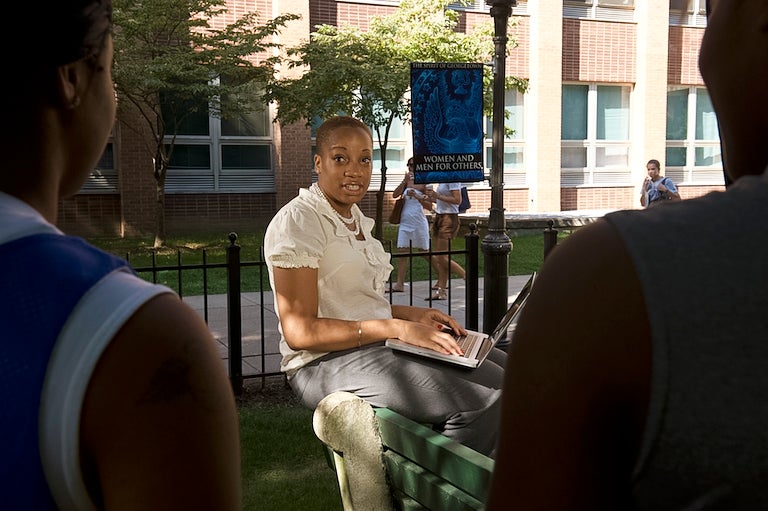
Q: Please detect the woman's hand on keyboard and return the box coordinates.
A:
[398,321,464,356]
[391,305,466,354]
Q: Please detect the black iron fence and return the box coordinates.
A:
[129,224,555,396]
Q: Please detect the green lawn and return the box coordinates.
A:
[238,391,342,510]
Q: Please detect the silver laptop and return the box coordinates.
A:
[385,273,536,369]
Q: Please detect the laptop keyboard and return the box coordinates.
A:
[453,332,484,358]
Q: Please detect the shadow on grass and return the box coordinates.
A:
[238,379,342,510]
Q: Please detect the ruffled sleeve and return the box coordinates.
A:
[264,190,327,269]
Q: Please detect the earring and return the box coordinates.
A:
[69,96,81,109]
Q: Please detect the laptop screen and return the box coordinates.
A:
[490,273,536,342]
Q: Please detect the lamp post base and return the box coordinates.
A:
[481,230,512,333]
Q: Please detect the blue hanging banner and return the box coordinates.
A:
[410,62,485,184]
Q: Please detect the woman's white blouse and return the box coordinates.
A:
[264,187,394,376]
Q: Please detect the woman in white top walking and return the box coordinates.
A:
[389,158,433,292]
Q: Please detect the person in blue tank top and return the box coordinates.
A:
[0,2,241,509]
[488,0,768,509]
[640,158,681,207]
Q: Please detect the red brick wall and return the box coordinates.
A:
[561,187,636,210]
[668,25,705,85]
[679,185,723,199]
[311,0,395,29]
[274,121,314,211]
[116,111,158,238]
[507,15,530,79]
[165,193,277,234]
[57,195,123,237]
[563,19,636,83]
[560,184,724,211]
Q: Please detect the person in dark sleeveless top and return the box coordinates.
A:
[0,2,241,509]
[488,0,768,508]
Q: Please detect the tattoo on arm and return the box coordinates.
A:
[139,359,193,404]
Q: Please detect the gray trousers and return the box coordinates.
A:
[289,343,506,457]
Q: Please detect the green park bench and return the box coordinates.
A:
[313,391,494,510]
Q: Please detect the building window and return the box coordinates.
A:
[563,0,634,22]
[163,80,274,194]
[371,119,408,187]
[669,0,707,27]
[80,142,118,193]
[485,89,525,187]
[561,83,631,187]
[446,0,528,14]
[665,86,722,185]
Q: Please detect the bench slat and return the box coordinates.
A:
[374,408,494,501]
[383,450,485,511]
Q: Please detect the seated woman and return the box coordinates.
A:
[264,116,505,456]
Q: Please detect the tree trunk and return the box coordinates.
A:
[374,157,388,240]
[154,181,166,248]
[374,122,392,240]
[153,153,168,248]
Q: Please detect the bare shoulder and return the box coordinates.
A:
[514,218,650,392]
[80,293,242,510]
[86,293,228,400]
[488,220,651,509]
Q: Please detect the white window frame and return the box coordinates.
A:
[561,83,632,187]
[669,0,707,28]
[347,0,528,15]
[664,86,723,185]
[164,77,275,194]
[485,88,526,188]
[81,138,118,193]
[368,118,410,192]
[563,0,635,22]
[446,0,528,14]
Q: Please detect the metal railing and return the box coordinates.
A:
[129,223,554,395]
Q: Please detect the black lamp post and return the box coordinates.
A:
[482,0,516,333]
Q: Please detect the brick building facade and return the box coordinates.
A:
[57,0,721,237]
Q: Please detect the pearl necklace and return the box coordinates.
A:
[311,183,361,235]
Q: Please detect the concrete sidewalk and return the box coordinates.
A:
[183,275,534,377]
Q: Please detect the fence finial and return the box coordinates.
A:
[543,220,558,259]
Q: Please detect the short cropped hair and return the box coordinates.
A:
[13,0,113,69]
[7,0,113,116]
[647,159,661,169]
[315,116,372,155]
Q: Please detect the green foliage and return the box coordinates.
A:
[266,0,526,127]
[113,0,298,125]
[264,0,528,240]
[111,0,298,245]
